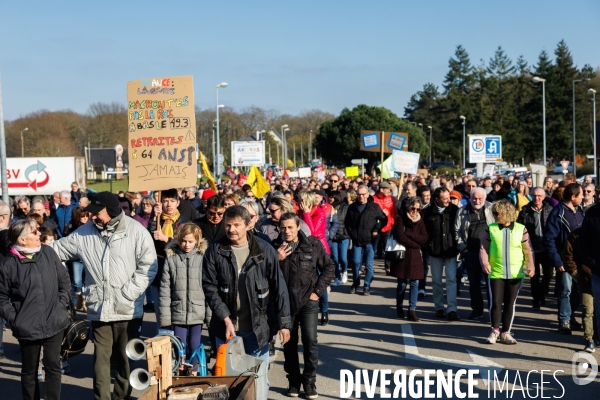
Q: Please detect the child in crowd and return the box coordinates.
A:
[159,223,208,375]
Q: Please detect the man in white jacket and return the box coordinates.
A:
[49,192,157,400]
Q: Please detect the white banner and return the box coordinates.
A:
[231,141,265,167]
[298,167,312,178]
[0,157,86,196]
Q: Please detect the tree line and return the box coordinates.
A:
[3,104,334,167]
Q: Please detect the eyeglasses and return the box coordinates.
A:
[208,211,224,217]
[29,228,40,235]
[584,190,594,193]
[409,207,421,212]
[269,207,281,213]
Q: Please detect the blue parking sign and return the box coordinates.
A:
[486,137,501,159]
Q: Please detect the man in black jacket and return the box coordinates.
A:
[517,187,554,309]
[345,185,388,295]
[202,206,291,400]
[274,212,334,399]
[424,187,460,321]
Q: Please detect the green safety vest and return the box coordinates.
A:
[488,222,526,279]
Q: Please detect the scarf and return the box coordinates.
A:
[11,244,41,255]
[94,211,124,238]
[161,209,180,239]
[407,212,421,223]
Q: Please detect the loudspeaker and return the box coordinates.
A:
[125,338,147,361]
[129,368,151,391]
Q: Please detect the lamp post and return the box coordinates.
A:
[418,123,423,131]
[215,82,228,182]
[573,78,591,176]
[267,142,271,165]
[590,88,597,177]
[532,77,546,166]
[459,116,466,170]
[427,126,432,168]
[281,124,289,168]
[20,127,29,157]
[309,129,312,161]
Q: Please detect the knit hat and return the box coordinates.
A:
[449,190,462,199]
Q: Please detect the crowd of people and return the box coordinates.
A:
[0,170,600,399]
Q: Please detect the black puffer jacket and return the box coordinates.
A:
[274,231,335,315]
[202,233,291,349]
[0,245,71,341]
[344,198,388,246]
[423,203,459,258]
[332,202,350,241]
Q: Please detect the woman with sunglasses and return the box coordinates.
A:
[390,197,428,321]
[480,200,535,344]
[0,219,71,400]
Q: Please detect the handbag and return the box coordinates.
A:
[384,235,406,261]
[61,298,90,360]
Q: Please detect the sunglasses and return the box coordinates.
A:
[409,207,421,212]
[208,211,224,217]
[584,190,594,193]
[269,207,281,213]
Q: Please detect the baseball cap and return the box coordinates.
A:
[85,191,121,216]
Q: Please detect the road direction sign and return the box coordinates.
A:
[469,135,502,163]
[351,159,368,165]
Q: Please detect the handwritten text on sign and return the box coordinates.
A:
[127,76,197,191]
[391,150,420,174]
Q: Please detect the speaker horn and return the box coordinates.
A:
[129,368,151,391]
[125,338,147,361]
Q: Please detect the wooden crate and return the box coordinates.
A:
[138,375,256,400]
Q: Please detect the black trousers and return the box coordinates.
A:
[489,278,522,332]
[464,252,489,315]
[372,230,391,270]
[283,300,319,384]
[92,319,141,400]
[531,252,554,303]
[19,332,63,400]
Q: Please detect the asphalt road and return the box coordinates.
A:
[1,259,598,399]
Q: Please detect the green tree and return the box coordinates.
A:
[315,105,428,166]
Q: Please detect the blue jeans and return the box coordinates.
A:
[216,331,269,400]
[557,271,580,324]
[330,239,350,280]
[397,278,419,310]
[351,242,375,289]
[70,261,84,305]
[319,290,328,313]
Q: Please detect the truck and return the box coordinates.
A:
[0,157,87,196]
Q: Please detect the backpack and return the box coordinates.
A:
[61,300,90,359]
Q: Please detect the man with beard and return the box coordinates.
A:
[454,188,494,320]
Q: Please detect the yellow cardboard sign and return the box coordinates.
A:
[127,76,198,191]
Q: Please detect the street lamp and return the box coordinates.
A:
[573,78,592,175]
[215,82,228,183]
[427,126,432,168]
[459,116,466,170]
[283,127,290,168]
[418,123,423,131]
[532,76,546,166]
[590,88,597,177]
[20,127,29,157]
[281,124,288,168]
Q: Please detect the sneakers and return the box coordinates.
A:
[447,311,460,321]
[61,361,71,375]
[486,329,500,344]
[584,340,596,353]
[500,331,517,344]
[330,278,342,287]
[37,371,44,382]
[349,285,357,294]
[418,289,427,298]
[558,322,572,335]
[362,288,370,296]
[468,313,483,320]
[341,272,348,284]
[287,383,300,397]
[304,382,318,399]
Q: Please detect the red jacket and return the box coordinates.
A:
[300,206,331,255]
[372,192,396,233]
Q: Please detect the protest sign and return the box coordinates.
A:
[391,150,420,174]
[345,166,359,177]
[127,76,197,191]
[298,167,312,178]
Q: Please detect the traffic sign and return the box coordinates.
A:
[560,160,570,172]
[351,159,368,165]
[216,154,224,163]
[469,135,502,163]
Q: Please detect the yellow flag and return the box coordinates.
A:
[246,166,270,199]
[199,152,217,192]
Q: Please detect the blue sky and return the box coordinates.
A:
[1,1,599,121]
